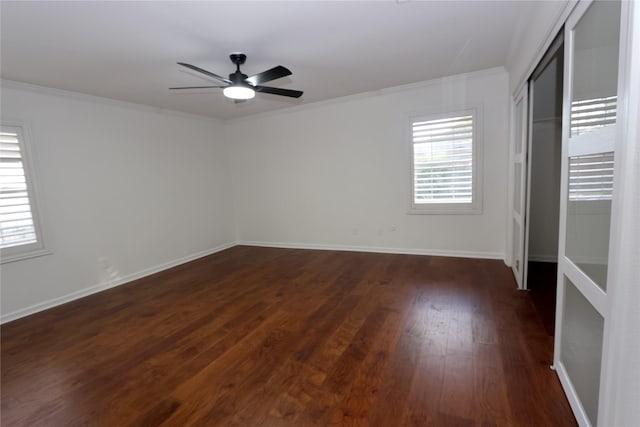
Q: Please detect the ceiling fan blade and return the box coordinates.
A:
[177,62,232,84]
[245,66,292,86]
[169,85,225,90]
[254,86,303,98]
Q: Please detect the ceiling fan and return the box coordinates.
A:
[170,53,303,101]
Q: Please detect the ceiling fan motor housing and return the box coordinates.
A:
[229,53,247,65]
[229,71,249,85]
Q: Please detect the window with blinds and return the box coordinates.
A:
[411,111,478,212]
[1,124,45,261]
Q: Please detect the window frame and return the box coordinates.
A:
[407,107,483,215]
[0,121,50,263]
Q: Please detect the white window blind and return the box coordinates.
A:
[570,95,617,137]
[569,152,614,201]
[0,127,38,249]
[412,115,473,204]
[568,96,617,201]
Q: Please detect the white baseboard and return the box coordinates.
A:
[237,240,504,260]
[555,361,591,426]
[528,254,558,263]
[0,241,237,324]
[568,256,608,266]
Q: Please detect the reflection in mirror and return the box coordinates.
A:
[571,96,617,136]
[513,219,521,274]
[515,98,523,155]
[569,152,614,201]
[565,152,613,290]
[514,162,521,213]
[571,0,620,137]
[561,277,604,426]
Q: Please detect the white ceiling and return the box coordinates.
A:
[1,1,537,120]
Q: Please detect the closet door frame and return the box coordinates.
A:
[553,1,629,425]
[510,85,528,289]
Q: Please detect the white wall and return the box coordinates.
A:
[0,83,235,320]
[228,68,509,258]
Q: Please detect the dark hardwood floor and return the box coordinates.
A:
[527,261,559,337]
[1,246,576,426]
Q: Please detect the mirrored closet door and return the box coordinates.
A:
[554,1,621,425]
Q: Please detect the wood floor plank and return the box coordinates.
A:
[1,246,577,426]
[473,343,513,425]
[401,353,446,426]
[327,309,404,426]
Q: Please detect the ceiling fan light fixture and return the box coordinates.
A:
[223,85,255,100]
[173,54,303,100]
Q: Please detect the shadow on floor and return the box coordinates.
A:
[527,261,558,336]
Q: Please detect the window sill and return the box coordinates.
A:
[1,248,52,264]
[407,206,483,215]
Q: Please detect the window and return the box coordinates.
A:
[409,109,482,213]
[1,124,48,263]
